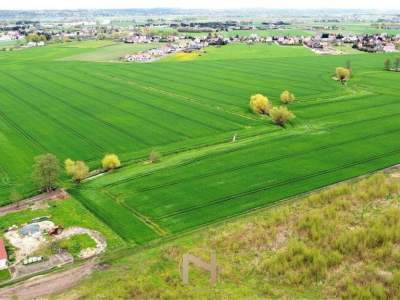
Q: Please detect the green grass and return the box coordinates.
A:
[0,269,10,282]
[58,234,96,257]
[1,41,400,247]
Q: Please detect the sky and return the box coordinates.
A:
[1,0,400,10]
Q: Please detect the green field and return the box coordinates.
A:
[0,42,399,245]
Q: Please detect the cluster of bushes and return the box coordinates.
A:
[249,91,296,126]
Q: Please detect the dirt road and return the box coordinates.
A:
[0,189,68,217]
[0,260,96,300]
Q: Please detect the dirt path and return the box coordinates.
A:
[0,189,68,217]
[0,260,96,300]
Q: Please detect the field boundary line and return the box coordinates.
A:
[155,146,400,221]
[122,125,400,196]
[103,190,168,237]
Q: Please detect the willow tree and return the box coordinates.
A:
[73,161,90,184]
[249,94,271,115]
[102,154,121,171]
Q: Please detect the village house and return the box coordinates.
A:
[0,239,7,270]
[383,43,397,52]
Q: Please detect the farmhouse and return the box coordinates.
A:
[0,239,7,270]
[383,43,397,52]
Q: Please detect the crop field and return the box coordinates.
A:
[0,42,399,245]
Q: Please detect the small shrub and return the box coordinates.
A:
[280,90,295,104]
[149,150,161,163]
[335,67,350,83]
[269,106,295,126]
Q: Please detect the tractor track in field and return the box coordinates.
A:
[94,64,259,121]
[4,71,150,148]
[104,190,168,237]
[155,147,400,221]
[114,125,400,196]
[34,69,212,139]
[302,96,400,120]
[0,107,48,152]
[76,65,258,123]
[49,67,226,133]
[0,72,106,152]
[97,109,400,190]
[167,59,331,96]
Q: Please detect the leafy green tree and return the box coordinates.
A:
[270,106,295,126]
[32,153,60,192]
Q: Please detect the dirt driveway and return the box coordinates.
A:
[0,260,96,300]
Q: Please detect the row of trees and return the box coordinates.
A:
[32,150,161,192]
[32,153,122,192]
[249,92,295,126]
[384,58,400,72]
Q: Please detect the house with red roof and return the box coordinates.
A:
[0,239,8,270]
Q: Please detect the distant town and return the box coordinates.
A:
[1,12,399,62]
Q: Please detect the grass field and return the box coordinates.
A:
[0,41,400,246]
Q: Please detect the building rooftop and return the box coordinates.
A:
[19,223,40,237]
[0,239,7,260]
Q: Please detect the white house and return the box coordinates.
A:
[383,43,397,53]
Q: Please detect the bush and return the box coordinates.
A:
[280,90,295,104]
[149,150,161,163]
[269,106,295,126]
[335,67,350,83]
[102,154,121,170]
[261,240,330,286]
[249,94,271,115]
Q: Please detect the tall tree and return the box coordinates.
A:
[32,153,60,192]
